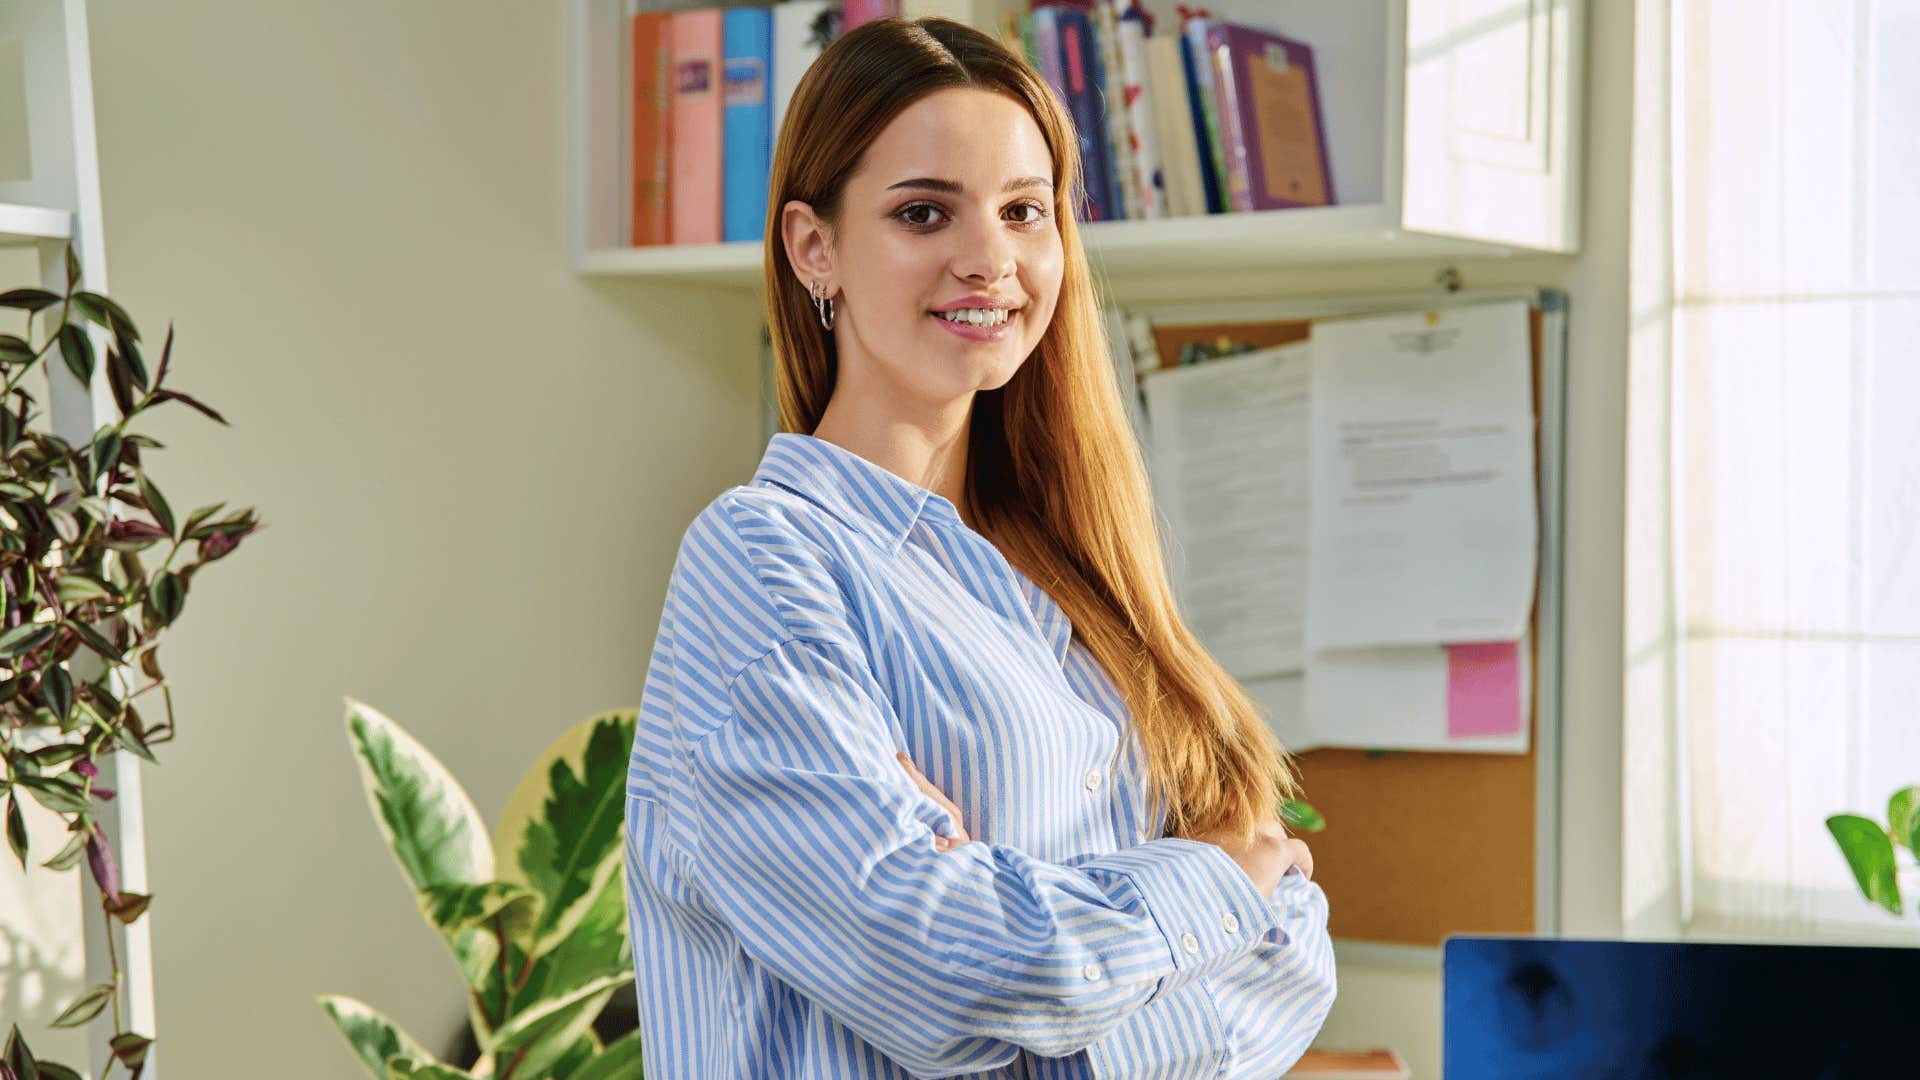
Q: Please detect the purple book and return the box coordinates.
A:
[1204,22,1336,211]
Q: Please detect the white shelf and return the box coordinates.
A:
[0,201,71,246]
[575,203,1523,289]
[570,0,1583,291]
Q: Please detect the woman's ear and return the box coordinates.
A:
[781,199,836,297]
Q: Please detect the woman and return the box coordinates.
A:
[622,15,1336,1078]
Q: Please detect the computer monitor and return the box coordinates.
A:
[1442,935,1919,1078]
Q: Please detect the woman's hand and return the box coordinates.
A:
[1190,817,1314,898]
[897,752,970,851]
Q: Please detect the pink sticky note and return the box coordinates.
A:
[1446,641,1524,738]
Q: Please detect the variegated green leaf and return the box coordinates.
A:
[484,971,629,1060]
[417,880,542,946]
[344,697,499,995]
[316,994,437,1080]
[530,850,623,958]
[384,1057,478,1080]
[516,852,631,1009]
[545,1031,601,1079]
[343,696,493,889]
[567,1028,645,1080]
[517,710,634,941]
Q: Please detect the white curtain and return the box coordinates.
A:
[1626,0,1920,937]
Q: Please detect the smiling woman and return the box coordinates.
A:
[623,14,1335,1079]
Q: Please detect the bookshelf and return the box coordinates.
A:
[1,2,156,1078]
[567,0,1586,291]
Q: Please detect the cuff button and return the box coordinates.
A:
[1221,912,1240,933]
[1082,962,1102,981]
[1180,931,1199,954]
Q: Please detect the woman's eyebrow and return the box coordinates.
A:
[885,176,1052,195]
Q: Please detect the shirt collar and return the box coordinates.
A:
[750,432,964,554]
[750,432,1074,665]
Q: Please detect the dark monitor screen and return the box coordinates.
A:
[1442,935,1920,1079]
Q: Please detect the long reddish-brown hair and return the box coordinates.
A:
[763,16,1300,843]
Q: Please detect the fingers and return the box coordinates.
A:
[1286,837,1314,881]
[896,752,971,847]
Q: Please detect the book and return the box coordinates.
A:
[1112,2,1166,219]
[669,9,724,244]
[629,11,673,246]
[899,0,1027,25]
[723,8,772,243]
[771,1,841,153]
[1035,6,1114,222]
[841,0,897,31]
[1205,21,1336,210]
[1030,5,1064,109]
[1089,0,1134,219]
[1203,21,1251,212]
[1181,15,1229,215]
[1284,1048,1411,1079]
[1144,33,1203,217]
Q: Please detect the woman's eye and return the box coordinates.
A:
[1009,201,1052,224]
[899,203,943,227]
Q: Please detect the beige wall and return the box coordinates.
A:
[50,0,1631,1075]
[83,1,761,1074]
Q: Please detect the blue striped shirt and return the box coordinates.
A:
[623,431,1337,1078]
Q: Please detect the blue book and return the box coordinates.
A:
[1177,30,1224,215]
[723,8,772,243]
[1047,7,1115,222]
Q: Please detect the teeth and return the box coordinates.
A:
[936,307,1012,327]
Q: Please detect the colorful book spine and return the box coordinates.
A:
[723,8,772,242]
[1089,0,1133,219]
[1047,7,1115,222]
[771,1,840,153]
[1205,26,1249,212]
[670,9,724,244]
[841,0,896,31]
[1144,34,1202,217]
[1182,16,1228,214]
[1031,5,1065,104]
[629,12,673,246]
[1113,3,1165,218]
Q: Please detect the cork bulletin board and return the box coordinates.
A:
[1111,288,1568,958]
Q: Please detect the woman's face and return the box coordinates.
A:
[789,87,1066,415]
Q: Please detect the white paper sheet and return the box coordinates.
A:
[1303,635,1531,754]
[1142,343,1312,680]
[1306,300,1538,649]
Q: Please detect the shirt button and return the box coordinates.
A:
[1221,912,1240,933]
[1082,962,1102,981]
[1083,768,1103,791]
[1180,931,1199,954]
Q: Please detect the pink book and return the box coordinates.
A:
[670,9,724,245]
[841,0,897,32]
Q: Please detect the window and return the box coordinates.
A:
[1626,0,1920,938]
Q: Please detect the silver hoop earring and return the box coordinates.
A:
[808,279,835,331]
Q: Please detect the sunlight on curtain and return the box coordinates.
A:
[1627,0,1920,938]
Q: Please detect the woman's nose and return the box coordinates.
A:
[953,213,1017,283]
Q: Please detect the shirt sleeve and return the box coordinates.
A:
[1030,865,1337,1079]
[677,633,1282,1078]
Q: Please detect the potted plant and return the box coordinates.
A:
[1,245,261,1076]
[319,698,642,1079]
[2,244,260,1079]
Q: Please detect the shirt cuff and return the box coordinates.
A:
[1023,974,1228,1080]
[1083,837,1281,980]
